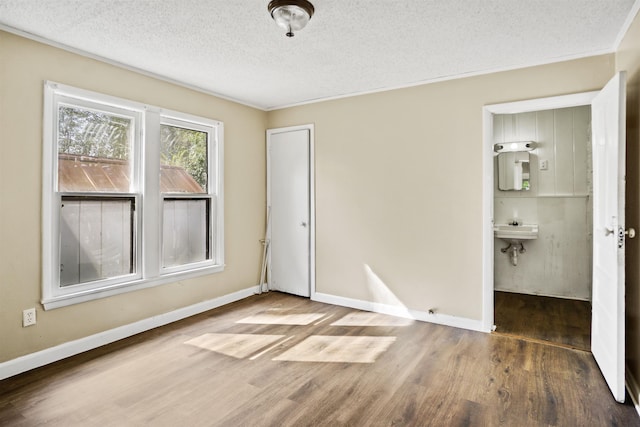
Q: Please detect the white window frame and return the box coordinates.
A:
[159,113,221,275]
[42,82,224,310]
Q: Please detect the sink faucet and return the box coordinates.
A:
[510,219,520,226]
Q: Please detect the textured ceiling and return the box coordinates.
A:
[0,0,638,110]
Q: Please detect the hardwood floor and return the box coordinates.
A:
[494,291,591,351]
[1,292,638,426]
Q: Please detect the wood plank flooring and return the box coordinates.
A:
[1,292,638,426]
[494,291,591,351]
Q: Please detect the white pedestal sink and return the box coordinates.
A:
[494,223,538,265]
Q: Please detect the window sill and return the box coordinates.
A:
[42,264,225,310]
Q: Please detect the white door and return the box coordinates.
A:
[591,71,627,403]
[267,127,311,297]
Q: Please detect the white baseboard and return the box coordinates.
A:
[312,292,486,332]
[626,365,640,417]
[0,286,256,381]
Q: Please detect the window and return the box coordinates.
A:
[43,82,224,309]
[160,119,216,271]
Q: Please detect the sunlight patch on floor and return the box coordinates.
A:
[331,311,413,327]
[236,312,327,325]
[272,335,396,363]
[185,333,285,359]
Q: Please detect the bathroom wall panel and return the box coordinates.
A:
[494,106,591,198]
[516,112,537,141]
[555,108,576,194]
[494,197,591,300]
[536,109,557,195]
[494,105,592,300]
[573,107,591,195]
[502,114,517,141]
[494,197,538,224]
[517,112,539,195]
[493,115,504,146]
[539,197,591,300]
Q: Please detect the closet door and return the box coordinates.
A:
[267,127,311,297]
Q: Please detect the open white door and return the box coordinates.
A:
[591,71,627,403]
[267,127,311,297]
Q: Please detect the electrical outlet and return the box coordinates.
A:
[23,308,36,327]
[539,159,549,170]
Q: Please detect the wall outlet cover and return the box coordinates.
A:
[23,308,36,327]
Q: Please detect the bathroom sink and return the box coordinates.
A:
[494,223,539,243]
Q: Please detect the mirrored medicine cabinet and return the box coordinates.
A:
[495,141,536,191]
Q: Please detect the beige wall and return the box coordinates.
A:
[617,8,640,395]
[268,55,614,321]
[0,31,267,362]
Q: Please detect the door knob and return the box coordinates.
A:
[300,222,307,227]
[617,227,636,248]
[605,227,615,236]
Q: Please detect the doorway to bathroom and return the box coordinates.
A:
[491,104,593,351]
[482,72,628,402]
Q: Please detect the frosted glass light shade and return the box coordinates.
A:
[268,0,315,37]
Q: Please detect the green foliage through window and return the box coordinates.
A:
[58,105,131,160]
[160,124,208,191]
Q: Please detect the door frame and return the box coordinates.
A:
[481,91,598,332]
[266,124,316,297]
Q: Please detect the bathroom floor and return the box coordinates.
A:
[493,291,591,351]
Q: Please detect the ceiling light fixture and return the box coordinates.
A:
[268,0,315,38]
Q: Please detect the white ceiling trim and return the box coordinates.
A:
[0,23,265,111]
[267,47,617,111]
[614,0,640,50]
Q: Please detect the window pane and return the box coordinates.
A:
[163,199,209,268]
[58,105,133,192]
[160,125,208,193]
[60,197,134,286]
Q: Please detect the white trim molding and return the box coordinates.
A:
[481,91,599,333]
[312,292,485,332]
[0,286,255,381]
[613,0,640,51]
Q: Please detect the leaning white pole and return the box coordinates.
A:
[257,243,268,294]
[257,207,271,294]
